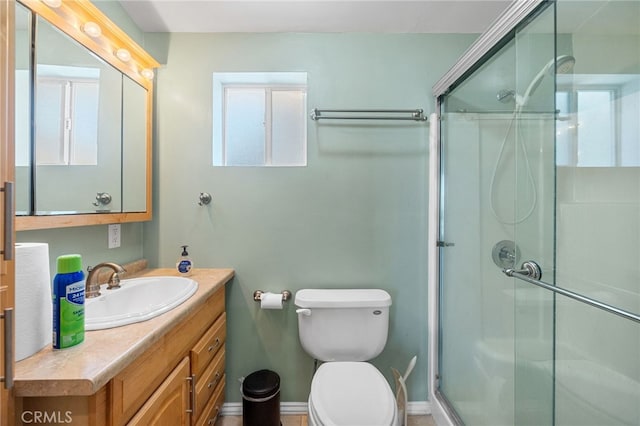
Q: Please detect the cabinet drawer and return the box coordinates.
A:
[195,348,225,415]
[191,313,226,376]
[195,376,225,426]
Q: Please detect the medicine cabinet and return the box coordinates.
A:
[15,0,158,230]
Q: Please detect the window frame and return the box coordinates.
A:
[212,72,308,167]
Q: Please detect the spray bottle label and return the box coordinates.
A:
[55,281,85,348]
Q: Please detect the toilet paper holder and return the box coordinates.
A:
[253,290,291,303]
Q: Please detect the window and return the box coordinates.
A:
[35,65,100,166]
[213,72,307,166]
[556,74,640,167]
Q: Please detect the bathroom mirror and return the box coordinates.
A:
[33,15,123,214]
[15,0,158,230]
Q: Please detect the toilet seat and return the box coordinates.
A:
[309,362,397,426]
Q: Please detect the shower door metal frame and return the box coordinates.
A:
[427,1,548,424]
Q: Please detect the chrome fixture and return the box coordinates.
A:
[503,261,640,324]
[310,108,428,122]
[503,260,542,280]
[86,262,126,298]
[92,192,112,207]
[198,192,212,206]
[496,89,516,104]
[253,290,291,302]
[492,240,520,269]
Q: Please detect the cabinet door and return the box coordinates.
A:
[127,357,191,426]
[0,1,16,425]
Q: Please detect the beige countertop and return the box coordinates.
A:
[14,268,234,397]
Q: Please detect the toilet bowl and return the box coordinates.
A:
[307,362,397,426]
[294,289,396,426]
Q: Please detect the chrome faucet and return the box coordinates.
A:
[85,262,126,298]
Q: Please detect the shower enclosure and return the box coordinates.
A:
[429,0,640,424]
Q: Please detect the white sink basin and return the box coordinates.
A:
[85,276,198,330]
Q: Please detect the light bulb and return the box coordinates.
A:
[140,68,155,80]
[82,22,102,38]
[42,0,62,8]
[115,48,131,62]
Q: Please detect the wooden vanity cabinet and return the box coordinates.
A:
[15,283,227,426]
[111,286,226,425]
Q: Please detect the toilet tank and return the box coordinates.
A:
[294,289,392,362]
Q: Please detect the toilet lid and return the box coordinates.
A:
[310,362,396,426]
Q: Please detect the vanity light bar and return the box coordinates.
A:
[28,0,160,85]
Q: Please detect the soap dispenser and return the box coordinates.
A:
[176,245,193,276]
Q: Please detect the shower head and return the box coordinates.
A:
[555,55,576,74]
[497,55,576,105]
[518,55,575,106]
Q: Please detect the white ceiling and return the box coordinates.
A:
[118,0,513,33]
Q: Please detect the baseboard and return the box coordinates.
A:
[221,401,431,416]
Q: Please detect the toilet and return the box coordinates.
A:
[294,289,398,426]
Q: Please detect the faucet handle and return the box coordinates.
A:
[107,272,122,290]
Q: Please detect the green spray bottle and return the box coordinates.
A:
[52,254,85,349]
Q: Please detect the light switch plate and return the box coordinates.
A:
[108,224,121,249]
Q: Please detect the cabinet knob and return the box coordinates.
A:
[207,372,221,389]
[207,407,220,425]
[208,337,220,352]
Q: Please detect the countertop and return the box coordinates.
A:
[14,268,234,397]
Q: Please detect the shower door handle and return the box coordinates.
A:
[436,241,455,247]
[503,260,542,280]
[503,260,640,324]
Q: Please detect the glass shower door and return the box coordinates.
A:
[437,3,556,425]
[437,1,640,425]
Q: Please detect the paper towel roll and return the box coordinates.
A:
[15,243,52,361]
[260,292,283,310]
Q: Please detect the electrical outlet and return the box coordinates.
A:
[108,224,121,249]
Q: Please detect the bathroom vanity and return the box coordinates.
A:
[13,268,233,426]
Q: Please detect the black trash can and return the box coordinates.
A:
[242,369,280,426]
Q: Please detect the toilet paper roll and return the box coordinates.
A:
[15,243,52,361]
[260,292,283,310]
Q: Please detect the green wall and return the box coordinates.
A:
[16,2,478,402]
[17,223,144,284]
[144,32,476,403]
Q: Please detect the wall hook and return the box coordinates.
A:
[198,192,212,206]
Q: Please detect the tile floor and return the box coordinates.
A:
[217,414,436,426]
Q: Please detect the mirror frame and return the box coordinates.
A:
[16,0,159,231]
